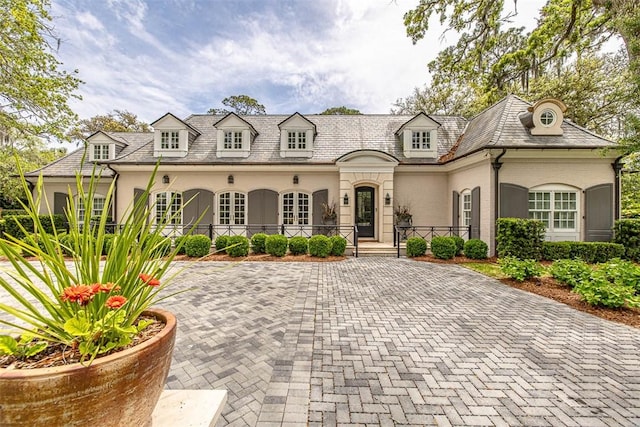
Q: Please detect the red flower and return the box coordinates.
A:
[100,282,121,293]
[138,273,160,287]
[105,295,127,309]
[60,285,95,305]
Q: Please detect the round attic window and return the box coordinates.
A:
[540,109,556,126]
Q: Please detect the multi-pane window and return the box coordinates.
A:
[224,131,243,150]
[219,192,246,225]
[160,131,180,149]
[92,144,110,160]
[462,192,472,226]
[540,110,556,126]
[156,192,182,224]
[282,192,309,225]
[77,196,107,222]
[529,191,576,230]
[287,131,307,150]
[411,131,431,149]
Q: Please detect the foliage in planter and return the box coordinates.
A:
[174,235,189,255]
[394,204,412,224]
[265,234,288,257]
[573,270,640,308]
[185,235,211,257]
[321,202,338,223]
[226,235,250,257]
[498,257,545,282]
[430,236,456,259]
[463,239,488,259]
[613,219,640,261]
[451,236,465,256]
[251,233,268,254]
[406,237,427,257]
[0,163,188,364]
[214,235,229,251]
[548,259,592,288]
[3,213,65,240]
[309,235,332,258]
[288,236,308,255]
[496,218,545,260]
[329,235,347,256]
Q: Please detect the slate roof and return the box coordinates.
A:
[28,95,615,177]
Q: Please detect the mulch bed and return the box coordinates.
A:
[174,253,346,262]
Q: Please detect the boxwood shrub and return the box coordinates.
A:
[226,235,250,257]
[251,233,268,254]
[174,235,189,255]
[288,236,308,255]
[430,236,456,260]
[214,235,229,252]
[185,235,212,257]
[102,233,116,255]
[541,241,572,261]
[265,234,288,257]
[329,235,347,256]
[309,235,332,258]
[464,239,488,259]
[406,237,427,257]
[451,236,465,256]
[3,214,66,240]
[496,218,545,260]
[614,219,640,261]
[143,235,172,257]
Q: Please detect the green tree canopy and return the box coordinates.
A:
[67,110,151,142]
[0,0,81,140]
[208,95,266,115]
[320,106,361,115]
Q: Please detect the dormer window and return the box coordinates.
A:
[161,131,180,150]
[396,113,440,159]
[412,131,431,150]
[214,113,257,158]
[92,143,111,161]
[288,131,307,150]
[224,131,244,150]
[540,110,556,127]
[526,98,566,136]
[152,113,200,158]
[278,113,316,158]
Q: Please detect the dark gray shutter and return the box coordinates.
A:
[53,192,68,216]
[452,191,460,236]
[248,189,279,235]
[182,189,214,235]
[133,188,148,220]
[312,189,329,234]
[585,184,613,241]
[499,183,529,218]
[471,186,481,239]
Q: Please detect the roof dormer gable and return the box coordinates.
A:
[151,113,199,158]
[278,113,316,158]
[86,131,126,161]
[524,98,567,136]
[395,113,441,158]
[213,113,257,158]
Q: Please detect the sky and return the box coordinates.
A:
[51,0,550,123]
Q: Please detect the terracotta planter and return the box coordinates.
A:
[0,308,176,427]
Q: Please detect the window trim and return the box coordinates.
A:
[155,191,182,225]
[460,190,471,227]
[76,194,108,223]
[160,130,180,150]
[91,143,111,161]
[528,185,580,238]
[218,191,246,225]
[411,130,431,150]
[540,109,556,127]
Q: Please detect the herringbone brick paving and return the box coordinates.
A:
[2,258,640,426]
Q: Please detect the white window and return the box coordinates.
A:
[529,190,577,231]
[161,131,180,150]
[156,192,182,224]
[461,192,472,226]
[224,131,243,150]
[287,131,307,150]
[540,110,556,127]
[92,144,110,160]
[282,192,309,225]
[219,192,246,225]
[77,195,107,223]
[411,131,431,149]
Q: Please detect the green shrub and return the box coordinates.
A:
[542,241,572,261]
[22,233,48,255]
[406,237,427,257]
[430,236,456,260]
[102,234,116,255]
[251,233,268,254]
[329,235,347,256]
[496,218,545,260]
[214,235,229,251]
[226,235,250,257]
[614,219,640,261]
[597,258,640,292]
[143,235,172,257]
[563,242,626,264]
[58,232,75,256]
[266,234,288,257]
[463,239,488,259]
[548,259,592,288]
[574,270,639,308]
[288,236,308,255]
[3,214,66,240]
[498,257,544,282]
[174,235,189,255]
[451,236,465,256]
[185,235,212,257]
[308,235,332,258]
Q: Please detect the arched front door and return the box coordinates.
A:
[355,187,374,238]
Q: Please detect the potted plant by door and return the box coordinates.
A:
[322,202,338,225]
[394,204,413,227]
[0,164,190,427]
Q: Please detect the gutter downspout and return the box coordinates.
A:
[492,149,507,254]
[612,156,624,221]
[107,166,119,223]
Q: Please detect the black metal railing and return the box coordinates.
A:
[394,225,471,258]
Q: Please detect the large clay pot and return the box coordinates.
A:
[0,308,176,427]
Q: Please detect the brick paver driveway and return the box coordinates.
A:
[156,258,640,426]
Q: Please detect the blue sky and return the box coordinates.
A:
[51,0,549,123]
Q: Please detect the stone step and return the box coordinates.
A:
[357,246,399,257]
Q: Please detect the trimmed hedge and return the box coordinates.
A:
[288,236,308,255]
[3,214,66,240]
[214,235,229,251]
[542,241,625,263]
[308,235,332,258]
[430,236,456,260]
[185,235,212,257]
[226,235,250,257]
[464,239,488,259]
[251,233,268,254]
[614,219,640,261]
[406,237,427,257]
[266,234,288,257]
[451,236,465,256]
[329,235,347,256]
[496,218,545,260]
[143,235,172,257]
[174,235,189,255]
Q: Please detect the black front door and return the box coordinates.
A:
[355,187,374,238]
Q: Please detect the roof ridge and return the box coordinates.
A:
[490,95,520,146]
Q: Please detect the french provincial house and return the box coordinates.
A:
[26,95,622,255]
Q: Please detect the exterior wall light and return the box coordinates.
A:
[343,193,349,205]
[293,175,299,184]
[162,175,170,184]
[228,175,234,184]
[385,193,391,205]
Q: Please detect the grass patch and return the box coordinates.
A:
[462,262,506,279]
